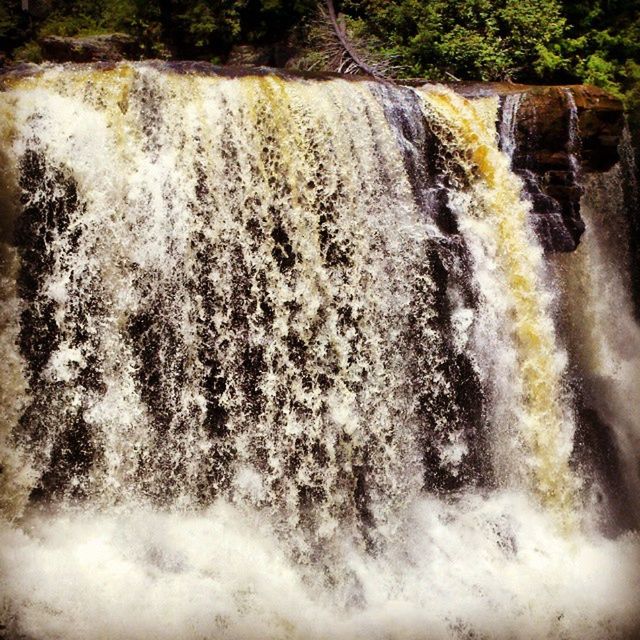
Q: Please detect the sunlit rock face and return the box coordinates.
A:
[0,63,638,640]
[451,82,625,251]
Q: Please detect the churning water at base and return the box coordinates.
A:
[2,494,640,640]
[0,63,639,639]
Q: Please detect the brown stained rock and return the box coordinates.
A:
[39,34,139,63]
[444,82,624,174]
[518,86,622,251]
[403,81,624,251]
[472,84,624,252]
[508,87,583,251]
[522,85,624,174]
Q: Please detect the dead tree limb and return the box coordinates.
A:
[324,0,382,78]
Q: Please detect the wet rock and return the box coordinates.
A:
[403,81,624,252]
[573,86,625,172]
[454,83,624,252]
[39,34,139,63]
[514,86,623,251]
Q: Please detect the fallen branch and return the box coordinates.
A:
[324,0,382,78]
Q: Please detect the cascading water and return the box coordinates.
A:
[0,63,639,640]
[552,131,640,528]
[418,88,578,520]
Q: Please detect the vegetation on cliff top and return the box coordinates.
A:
[0,0,639,111]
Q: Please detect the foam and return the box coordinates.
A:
[2,493,639,640]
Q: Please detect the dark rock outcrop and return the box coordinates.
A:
[512,85,623,252]
[511,86,586,252]
[39,34,140,63]
[454,82,624,252]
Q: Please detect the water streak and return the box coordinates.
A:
[417,87,579,520]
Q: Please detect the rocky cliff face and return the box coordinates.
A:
[454,82,625,252]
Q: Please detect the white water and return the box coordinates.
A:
[553,145,640,526]
[2,493,640,640]
[0,64,639,639]
[498,92,522,159]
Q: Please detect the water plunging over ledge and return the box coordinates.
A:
[0,63,639,640]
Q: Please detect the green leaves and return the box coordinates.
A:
[176,1,244,50]
[2,0,639,113]
[342,0,568,82]
[337,0,639,110]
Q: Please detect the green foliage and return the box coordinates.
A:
[342,0,639,109]
[35,0,134,36]
[13,40,43,63]
[533,43,568,78]
[0,0,30,59]
[340,0,567,81]
[1,0,638,112]
[577,53,623,98]
[171,1,246,57]
[0,1,316,62]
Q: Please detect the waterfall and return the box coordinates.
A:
[1,63,639,640]
[498,92,522,159]
[418,88,578,521]
[552,133,640,527]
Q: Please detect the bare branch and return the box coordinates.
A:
[324,0,382,78]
